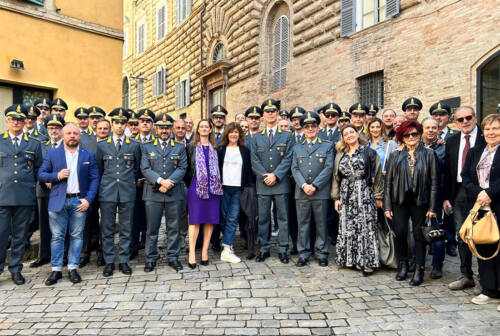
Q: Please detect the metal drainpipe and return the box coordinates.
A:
[200,0,207,120]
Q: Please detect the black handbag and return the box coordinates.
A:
[421,216,445,243]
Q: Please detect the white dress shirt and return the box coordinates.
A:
[113,135,126,149]
[65,146,80,193]
[267,124,278,138]
[325,126,337,136]
[9,132,22,146]
[457,126,478,183]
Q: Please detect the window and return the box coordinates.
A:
[358,71,384,108]
[123,28,128,59]
[122,77,129,109]
[175,77,191,109]
[212,44,226,63]
[136,78,144,107]
[153,67,166,97]
[136,20,146,55]
[340,0,399,37]
[210,87,223,108]
[272,16,289,91]
[176,0,192,24]
[156,5,166,41]
[478,52,500,119]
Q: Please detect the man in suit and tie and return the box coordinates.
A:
[0,104,43,285]
[251,98,294,263]
[38,123,99,285]
[30,114,65,268]
[443,106,486,290]
[97,108,141,277]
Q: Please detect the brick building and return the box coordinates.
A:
[123,0,500,123]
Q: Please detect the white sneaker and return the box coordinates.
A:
[221,249,241,263]
[471,294,500,305]
[271,229,279,237]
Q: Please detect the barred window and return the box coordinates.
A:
[358,71,384,108]
[272,16,289,91]
[213,44,226,63]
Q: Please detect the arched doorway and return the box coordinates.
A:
[477,51,500,119]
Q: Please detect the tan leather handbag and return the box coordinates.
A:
[459,202,500,260]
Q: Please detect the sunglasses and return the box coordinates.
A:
[128,122,139,126]
[264,109,277,113]
[325,113,338,118]
[37,106,50,111]
[52,108,65,112]
[303,124,318,129]
[456,115,473,123]
[403,131,420,139]
[431,111,448,116]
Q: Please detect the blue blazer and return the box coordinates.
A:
[38,145,99,212]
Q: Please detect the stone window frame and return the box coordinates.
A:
[156,2,167,42]
[357,71,384,108]
[340,0,399,37]
[476,49,500,120]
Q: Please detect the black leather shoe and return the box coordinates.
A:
[200,259,209,266]
[410,265,425,286]
[97,252,105,266]
[188,263,197,269]
[396,261,408,281]
[430,266,443,279]
[246,252,256,260]
[11,272,25,285]
[446,245,458,257]
[278,253,289,264]
[103,264,114,277]
[119,263,132,275]
[318,258,328,267]
[168,260,183,272]
[144,262,156,272]
[30,258,50,268]
[290,246,299,256]
[45,271,62,286]
[256,252,270,262]
[79,256,90,268]
[69,269,82,284]
[296,258,308,267]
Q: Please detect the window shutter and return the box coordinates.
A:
[280,17,289,89]
[385,0,400,19]
[176,0,181,24]
[175,83,180,109]
[186,0,192,17]
[157,6,165,40]
[186,76,191,106]
[340,0,356,37]
[153,72,157,97]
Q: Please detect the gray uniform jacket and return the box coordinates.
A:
[291,139,334,200]
[96,136,141,203]
[0,132,42,206]
[250,127,294,195]
[140,138,187,202]
[318,127,340,144]
[80,129,98,153]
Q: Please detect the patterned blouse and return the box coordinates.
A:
[477,144,499,189]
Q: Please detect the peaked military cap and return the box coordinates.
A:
[26,105,40,119]
[5,104,27,119]
[338,111,351,121]
[261,98,280,112]
[109,107,130,122]
[50,98,68,110]
[137,108,155,121]
[368,104,379,116]
[128,110,139,123]
[88,106,106,118]
[349,103,369,115]
[74,107,89,119]
[45,113,65,128]
[290,106,306,120]
[300,111,321,126]
[429,101,451,115]
[34,98,50,109]
[210,105,228,118]
[245,106,263,118]
[320,103,342,115]
[154,113,174,127]
[279,110,289,118]
[402,97,423,111]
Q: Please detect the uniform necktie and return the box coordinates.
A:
[162,141,167,152]
[328,129,333,139]
[308,142,313,149]
[13,137,19,150]
[216,132,221,139]
[269,129,273,143]
[116,138,122,152]
[462,135,471,168]
[143,137,147,143]
[296,135,301,143]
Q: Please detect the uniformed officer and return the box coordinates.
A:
[96,108,141,277]
[338,111,351,129]
[211,105,227,149]
[0,104,43,285]
[251,98,294,263]
[244,106,262,143]
[34,98,50,136]
[24,106,47,141]
[291,111,334,267]
[135,108,156,143]
[279,110,289,121]
[141,113,187,272]
[402,97,423,121]
[30,114,65,268]
[75,107,98,153]
[88,106,106,133]
[50,98,68,119]
[349,103,369,135]
[429,101,457,141]
[318,103,342,143]
[127,111,140,138]
[366,104,379,123]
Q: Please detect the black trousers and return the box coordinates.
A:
[392,194,428,266]
[453,184,474,279]
[477,242,500,298]
[0,206,32,274]
[131,187,147,253]
[81,200,101,258]
[37,197,51,260]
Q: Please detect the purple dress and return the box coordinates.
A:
[187,145,220,225]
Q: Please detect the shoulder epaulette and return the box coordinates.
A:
[321,139,331,143]
[97,138,107,142]
[318,138,322,144]
[301,139,307,145]
[144,139,155,144]
[28,135,41,142]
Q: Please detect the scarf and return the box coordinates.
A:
[196,142,223,199]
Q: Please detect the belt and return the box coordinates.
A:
[66,193,80,198]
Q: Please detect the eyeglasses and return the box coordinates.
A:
[403,131,420,139]
[456,115,473,123]
[431,111,448,116]
[325,113,338,118]
[37,106,50,111]
[52,108,64,112]
[303,124,318,129]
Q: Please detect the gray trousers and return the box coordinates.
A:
[145,200,183,263]
[296,199,329,260]
[0,206,32,274]
[257,194,289,254]
[100,201,134,264]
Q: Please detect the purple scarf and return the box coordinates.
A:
[196,142,223,199]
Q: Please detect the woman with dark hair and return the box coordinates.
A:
[185,119,223,268]
[384,120,439,286]
[366,118,398,173]
[332,124,383,276]
[217,122,252,263]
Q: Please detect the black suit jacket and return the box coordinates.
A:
[443,128,485,202]
[217,145,252,189]
[461,143,500,216]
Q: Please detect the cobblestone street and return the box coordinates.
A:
[0,235,499,336]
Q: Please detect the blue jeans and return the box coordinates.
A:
[221,186,241,248]
[49,197,87,271]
